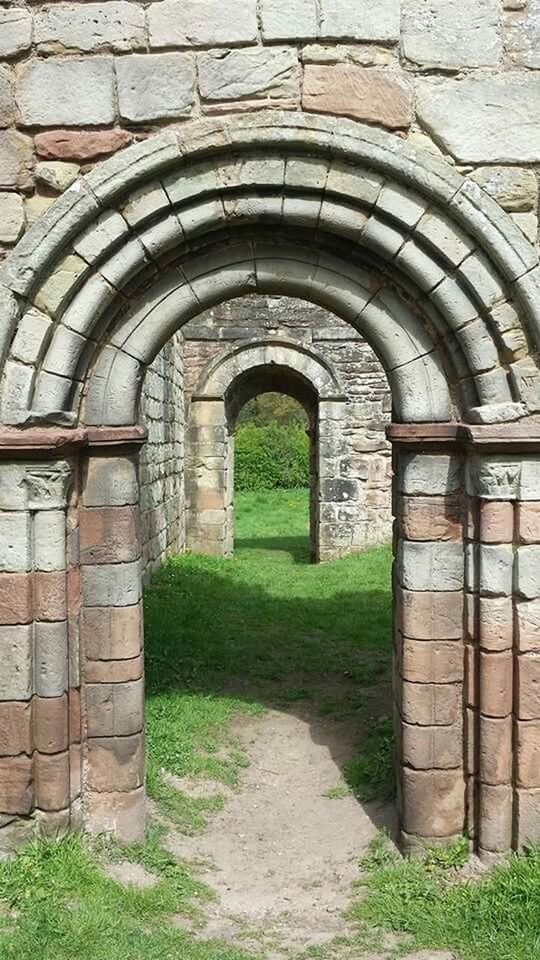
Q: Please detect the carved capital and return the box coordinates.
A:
[23,461,72,511]
[466,455,522,500]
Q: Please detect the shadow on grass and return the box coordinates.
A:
[144,530,394,837]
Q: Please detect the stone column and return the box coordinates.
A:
[80,450,145,843]
[318,399,356,562]
[395,450,466,852]
[185,397,231,556]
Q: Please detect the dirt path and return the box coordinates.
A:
[166,706,397,957]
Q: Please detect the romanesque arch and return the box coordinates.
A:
[185,337,345,561]
[1,112,540,860]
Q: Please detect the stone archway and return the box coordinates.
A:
[185,337,346,562]
[1,112,540,860]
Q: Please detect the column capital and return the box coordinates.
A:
[23,462,73,511]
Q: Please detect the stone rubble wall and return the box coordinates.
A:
[0,0,539,261]
[139,333,184,578]
[183,296,393,552]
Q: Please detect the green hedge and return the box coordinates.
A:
[234,423,310,491]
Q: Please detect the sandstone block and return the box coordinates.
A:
[260,0,317,40]
[479,783,512,852]
[402,680,461,726]
[479,597,513,651]
[85,679,144,737]
[506,0,540,68]
[303,64,414,129]
[518,502,540,544]
[35,2,146,54]
[516,545,540,599]
[0,756,32,814]
[401,767,465,838]
[35,161,80,193]
[516,598,540,652]
[24,195,55,228]
[398,588,463,640]
[479,715,512,785]
[417,74,540,163]
[401,721,462,770]
[470,166,538,213]
[321,478,358,503]
[148,0,258,47]
[0,572,32,625]
[0,513,30,573]
[0,66,14,128]
[480,501,514,544]
[199,47,299,102]
[69,688,81,743]
[82,561,141,608]
[401,638,463,684]
[35,621,68,698]
[117,54,195,123]
[0,193,24,245]
[33,511,66,573]
[479,544,513,596]
[518,654,540,720]
[35,128,132,161]
[516,787,540,846]
[0,625,32,701]
[0,701,31,756]
[81,603,142,661]
[34,750,70,811]
[517,720,540,788]
[86,786,145,842]
[0,9,32,59]
[400,453,462,496]
[0,130,33,191]
[80,506,140,565]
[399,541,464,592]
[70,743,81,801]
[83,456,138,507]
[402,0,501,69]
[16,57,115,127]
[33,695,69,754]
[319,0,400,41]
[480,651,513,717]
[34,571,68,622]
[398,495,462,542]
[87,734,144,792]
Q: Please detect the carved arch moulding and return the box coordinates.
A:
[1,112,540,859]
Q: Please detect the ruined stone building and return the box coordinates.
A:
[2,0,540,861]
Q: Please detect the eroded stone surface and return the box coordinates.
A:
[34,2,146,54]
[402,0,501,69]
[0,9,32,59]
[303,64,414,128]
[505,0,540,68]
[116,54,196,123]
[199,47,300,102]
[15,57,116,128]
[0,193,24,244]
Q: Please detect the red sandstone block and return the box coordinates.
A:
[398,495,462,542]
[515,598,540,653]
[34,751,70,812]
[34,571,67,621]
[479,783,512,853]
[480,501,514,544]
[32,695,68,754]
[0,701,31,756]
[515,787,540,847]
[517,720,540,788]
[0,756,32,814]
[87,734,144,792]
[479,715,512,785]
[69,688,81,744]
[398,588,463,640]
[67,566,81,620]
[85,654,143,684]
[480,651,513,717]
[0,573,32,625]
[519,502,540,544]
[401,680,461,726]
[81,604,142,661]
[80,507,140,564]
[402,638,463,684]
[479,597,513,652]
[86,786,145,843]
[86,679,144,738]
[34,128,133,161]
[517,654,540,720]
[401,767,465,838]
[401,720,462,770]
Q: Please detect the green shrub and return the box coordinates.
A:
[234,422,310,491]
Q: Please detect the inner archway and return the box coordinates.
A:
[1,112,540,863]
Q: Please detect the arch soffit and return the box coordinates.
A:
[0,112,539,428]
[193,337,345,402]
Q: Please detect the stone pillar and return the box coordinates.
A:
[185,397,231,556]
[318,399,356,562]
[395,450,466,852]
[80,450,145,843]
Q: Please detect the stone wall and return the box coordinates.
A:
[139,334,184,579]
[183,296,393,552]
[0,0,539,265]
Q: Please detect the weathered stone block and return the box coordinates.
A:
[260,0,317,40]
[506,0,540,68]
[199,47,299,102]
[401,638,463,684]
[33,512,66,573]
[401,721,463,770]
[479,544,513,597]
[86,786,144,842]
[398,495,462,542]
[0,625,32,701]
[82,561,141,608]
[479,783,512,852]
[148,0,258,47]
[0,9,32,59]
[83,456,138,507]
[516,546,540,599]
[518,502,540,544]
[400,453,462,496]
[34,2,146,54]
[35,621,68,698]
[401,767,465,838]
[34,751,70,811]
[0,513,30,573]
[516,598,540,652]
[480,501,514,544]
[0,702,31,756]
[479,597,513,651]
[0,130,33,191]
[35,161,80,194]
[517,720,540,788]
[303,64,414,129]
[80,507,140,565]
[0,573,32,625]
[402,680,461,726]
[321,478,358,503]
[398,588,463,640]
[480,650,513,717]
[319,0,400,41]
[518,654,540,720]
[470,166,538,213]
[87,734,144,792]
[117,54,195,123]
[33,695,69,755]
[479,715,512,785]
[0,756,32,814]
[516,787,540,846]
[15,57,115,127]
[399,541,464,592]
[85,655,143,684]
[35,128,133,162]
[402,0,501,69]
[0,66,14,128]
[85,679,144,737]
[417,74,540,163]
